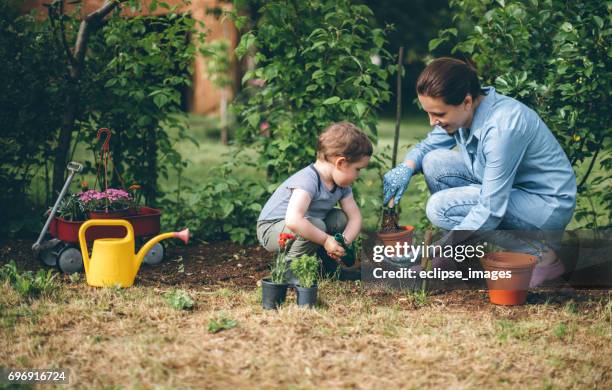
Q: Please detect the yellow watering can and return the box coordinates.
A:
[78,219,189,288]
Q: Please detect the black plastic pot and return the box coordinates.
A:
[261,278,289,310]
[295,285,318,308]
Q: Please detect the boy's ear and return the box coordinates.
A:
[334,156,347,168]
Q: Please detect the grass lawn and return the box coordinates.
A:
[1,276,610,388]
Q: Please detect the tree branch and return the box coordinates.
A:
[577,136,605,190]
[58,0,76,69]
[72,0,126,76]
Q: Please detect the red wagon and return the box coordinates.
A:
[49,207,161,243]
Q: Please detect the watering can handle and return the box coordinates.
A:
[78,219,135,274]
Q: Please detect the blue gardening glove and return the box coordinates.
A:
[383,163,414,206]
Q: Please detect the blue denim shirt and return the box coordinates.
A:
[405,87,577,230]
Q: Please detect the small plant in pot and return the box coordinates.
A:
[55,193,87,221]
[377,203,414,249]
[80,188,135,219]
[290,254,319,308]
[261,233,295,310]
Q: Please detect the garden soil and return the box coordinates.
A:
[1,239,609,313]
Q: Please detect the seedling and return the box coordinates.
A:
[207,313,238,334]
[290,254,319,288]
[164,289,194,310]
[0,260,58,298]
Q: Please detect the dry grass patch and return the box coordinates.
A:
[0,279,610,389]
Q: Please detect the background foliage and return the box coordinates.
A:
[231,0,395,183]
[0,0,203,236]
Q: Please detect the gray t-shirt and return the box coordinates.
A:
[258,164,353,221]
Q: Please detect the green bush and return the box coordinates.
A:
[431,0,611,228]
[231,0,395,183]
[0,3,67,235]
[161,157,268,244]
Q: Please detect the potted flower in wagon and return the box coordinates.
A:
[290,254,320,308]
[80,188,135,219]
[261,233,295,310]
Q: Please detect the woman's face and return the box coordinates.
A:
[418,94,475,134]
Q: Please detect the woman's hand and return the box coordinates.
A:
[324,235,345,260]
[383,163,414,206]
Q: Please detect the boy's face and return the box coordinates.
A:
[332,155,370,187]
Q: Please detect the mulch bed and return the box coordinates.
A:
[0,239,271,288]
[1,238,609,310]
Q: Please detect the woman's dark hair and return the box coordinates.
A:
[416,57,484,105]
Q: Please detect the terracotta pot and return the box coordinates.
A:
[88,207,131,219]
[377,225,414,247]
[480,252,536,306]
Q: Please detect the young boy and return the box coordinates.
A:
[256,122,372,280]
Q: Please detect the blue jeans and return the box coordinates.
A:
[422,149,573,256]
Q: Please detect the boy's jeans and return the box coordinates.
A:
[256,208,347,261]
[421,149,573,257]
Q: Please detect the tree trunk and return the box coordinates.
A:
[145,128,158,206]
[52,87,78,195]
[50,0,125,195]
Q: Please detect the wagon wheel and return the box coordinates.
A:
[139,237,165,266]
[37,239,64,267]
[57,245,84,274]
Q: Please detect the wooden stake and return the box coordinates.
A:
[392,46,404,167]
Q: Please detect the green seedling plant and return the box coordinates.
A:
[0,260,58,299]
[270,256,288,285]
[164,289,194,310]
[207,312,238,334]
[270,233,296,284]
[54,193,87,221]
[290,254,320,288]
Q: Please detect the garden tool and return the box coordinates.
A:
[78,219,189,287]
[32,161,83,260]
[334,233,356,267]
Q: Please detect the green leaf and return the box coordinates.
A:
[353,102,366,117]
[235,33,256,59]
[560,22,573,32]
[593,16,603,29]
[153,93,168,108]
[428,38,444,52]
[322,96,341,105]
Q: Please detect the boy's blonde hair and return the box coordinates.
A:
[316,122,373,163]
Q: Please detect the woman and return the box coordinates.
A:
[383,57,576,286]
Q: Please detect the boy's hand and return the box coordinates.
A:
[324,235,345,260]
[383,163,414,206]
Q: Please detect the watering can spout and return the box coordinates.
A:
[135,228,190,270]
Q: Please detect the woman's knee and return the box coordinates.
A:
[425,189,475,231]
[425,192,447,229]
[422,149,458,179]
